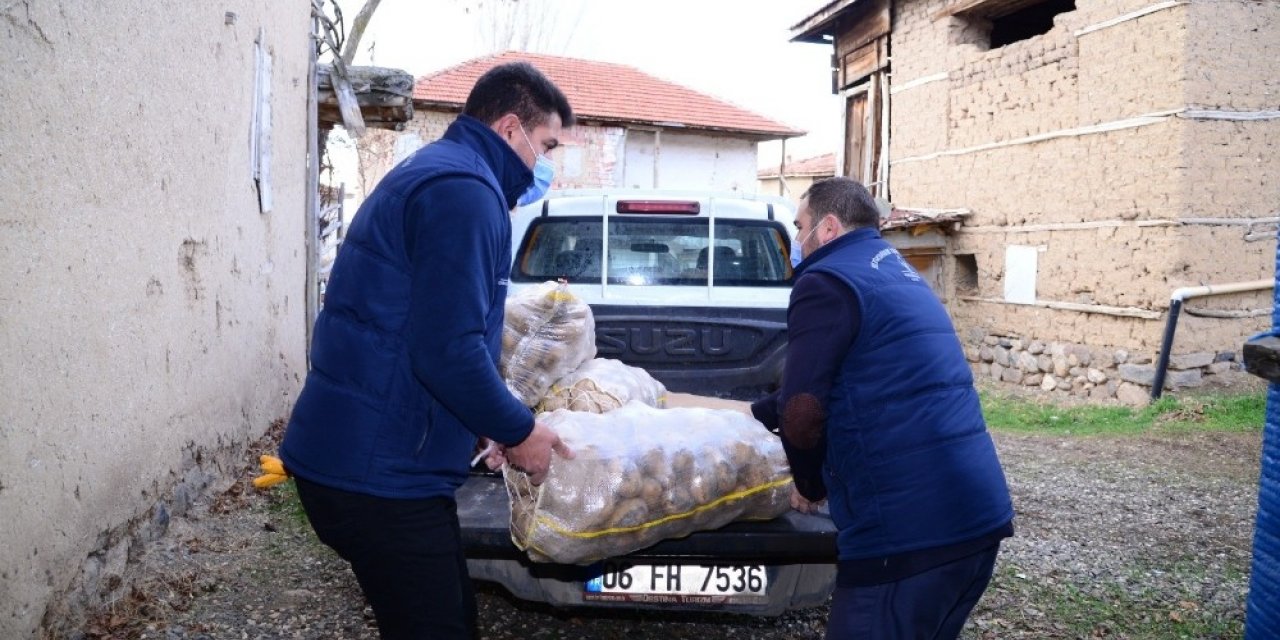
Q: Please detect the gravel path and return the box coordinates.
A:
[77,428,1260,640]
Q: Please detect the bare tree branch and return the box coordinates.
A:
[341,0,382,66]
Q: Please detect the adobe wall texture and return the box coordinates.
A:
[887,0,1277,402]
[0,2,310,637]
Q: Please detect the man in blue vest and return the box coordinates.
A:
[752,177,1014,639]
[279,62,574,639]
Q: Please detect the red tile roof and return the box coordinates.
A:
[758,152,836,178]
[413,51,804,139]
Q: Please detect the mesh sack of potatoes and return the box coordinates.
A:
[535,358,668,414]
[504,402,793,565]
[500,281,597,407]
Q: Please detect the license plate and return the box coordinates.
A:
[584,561,768,604]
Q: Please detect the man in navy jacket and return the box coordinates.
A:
[752,177,1013,639]
[280,62,574,639]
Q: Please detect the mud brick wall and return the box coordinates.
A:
[885,0,1277,401]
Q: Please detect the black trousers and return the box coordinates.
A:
[294,477,477,640]
[825,544,1000,640]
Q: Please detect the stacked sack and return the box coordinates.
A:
[536,358,667,414]
[500,281,597,407]
[504,403,793,565]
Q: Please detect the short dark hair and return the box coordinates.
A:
[463,62,574,129]
[802,177,880,230]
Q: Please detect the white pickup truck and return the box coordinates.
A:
[459,190,837,616]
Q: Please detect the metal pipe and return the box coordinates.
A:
[1151,279,1274,400]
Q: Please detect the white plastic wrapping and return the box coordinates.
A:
[536,358,668,414]
[500,281,597,407]
[504,403,793,565]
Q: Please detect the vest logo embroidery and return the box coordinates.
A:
[869,247,921,282]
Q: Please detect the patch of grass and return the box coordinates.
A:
[980,390,1265,436]
[264,479,310,528]
[977,562,1246,639]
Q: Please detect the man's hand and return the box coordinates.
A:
[790,486,826,515]
[504,420,574,485]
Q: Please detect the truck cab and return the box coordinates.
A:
[508,189,796,399]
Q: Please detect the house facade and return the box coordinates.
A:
[0,4,311,636]
[758,152,837,197]
[792,0,1279,403]
[357,51,803,198]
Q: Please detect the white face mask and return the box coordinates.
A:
[790,226,817,268]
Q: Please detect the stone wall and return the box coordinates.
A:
[967,331,1247,404]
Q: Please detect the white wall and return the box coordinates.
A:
[622,130,759,192]
[0,2,310,636]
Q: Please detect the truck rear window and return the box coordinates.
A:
[514,217,793,287]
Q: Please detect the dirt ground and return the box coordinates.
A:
[72,410,1263,640]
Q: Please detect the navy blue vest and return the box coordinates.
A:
[806,228,1013,560]
[281,121,514,499]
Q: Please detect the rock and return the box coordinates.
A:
[998,337,1013,348]
[1207,361,1232,375]
[1067,353,1079,367]
[1048,342,1065,357]
[1018,351,1039,371]
[983,335,999,346]
[1118,364,1156,386]
[1053,355,1069,377]
[1070,346,1092,366]
[1023,373,1044,387]
[966,327,987,343]
[1214,351,1236,363]
[979,345,994,362]
[1089,384,1114,400]
[994,347,1011,367]
[1002,367,1024,384]
[1165,368,1203,389]
[1011,339,1024,351]
[1086,368,1107,384]
[965,345,981,362]
[1056,379,1072,391]
[1169,352,1214,370]
[1113,349,1129,365]
[1116,382,1150,406]
[1130,353,1154,365]
[991,362,1005,380]
[1028,340,1045,355]
[1037,354,1053,373]
[1069,367,1084,377]
[1040,374,1057,391]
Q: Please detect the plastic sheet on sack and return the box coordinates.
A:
[536,358,668,414]
[504,403,793,565]
[501,281,597,407]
